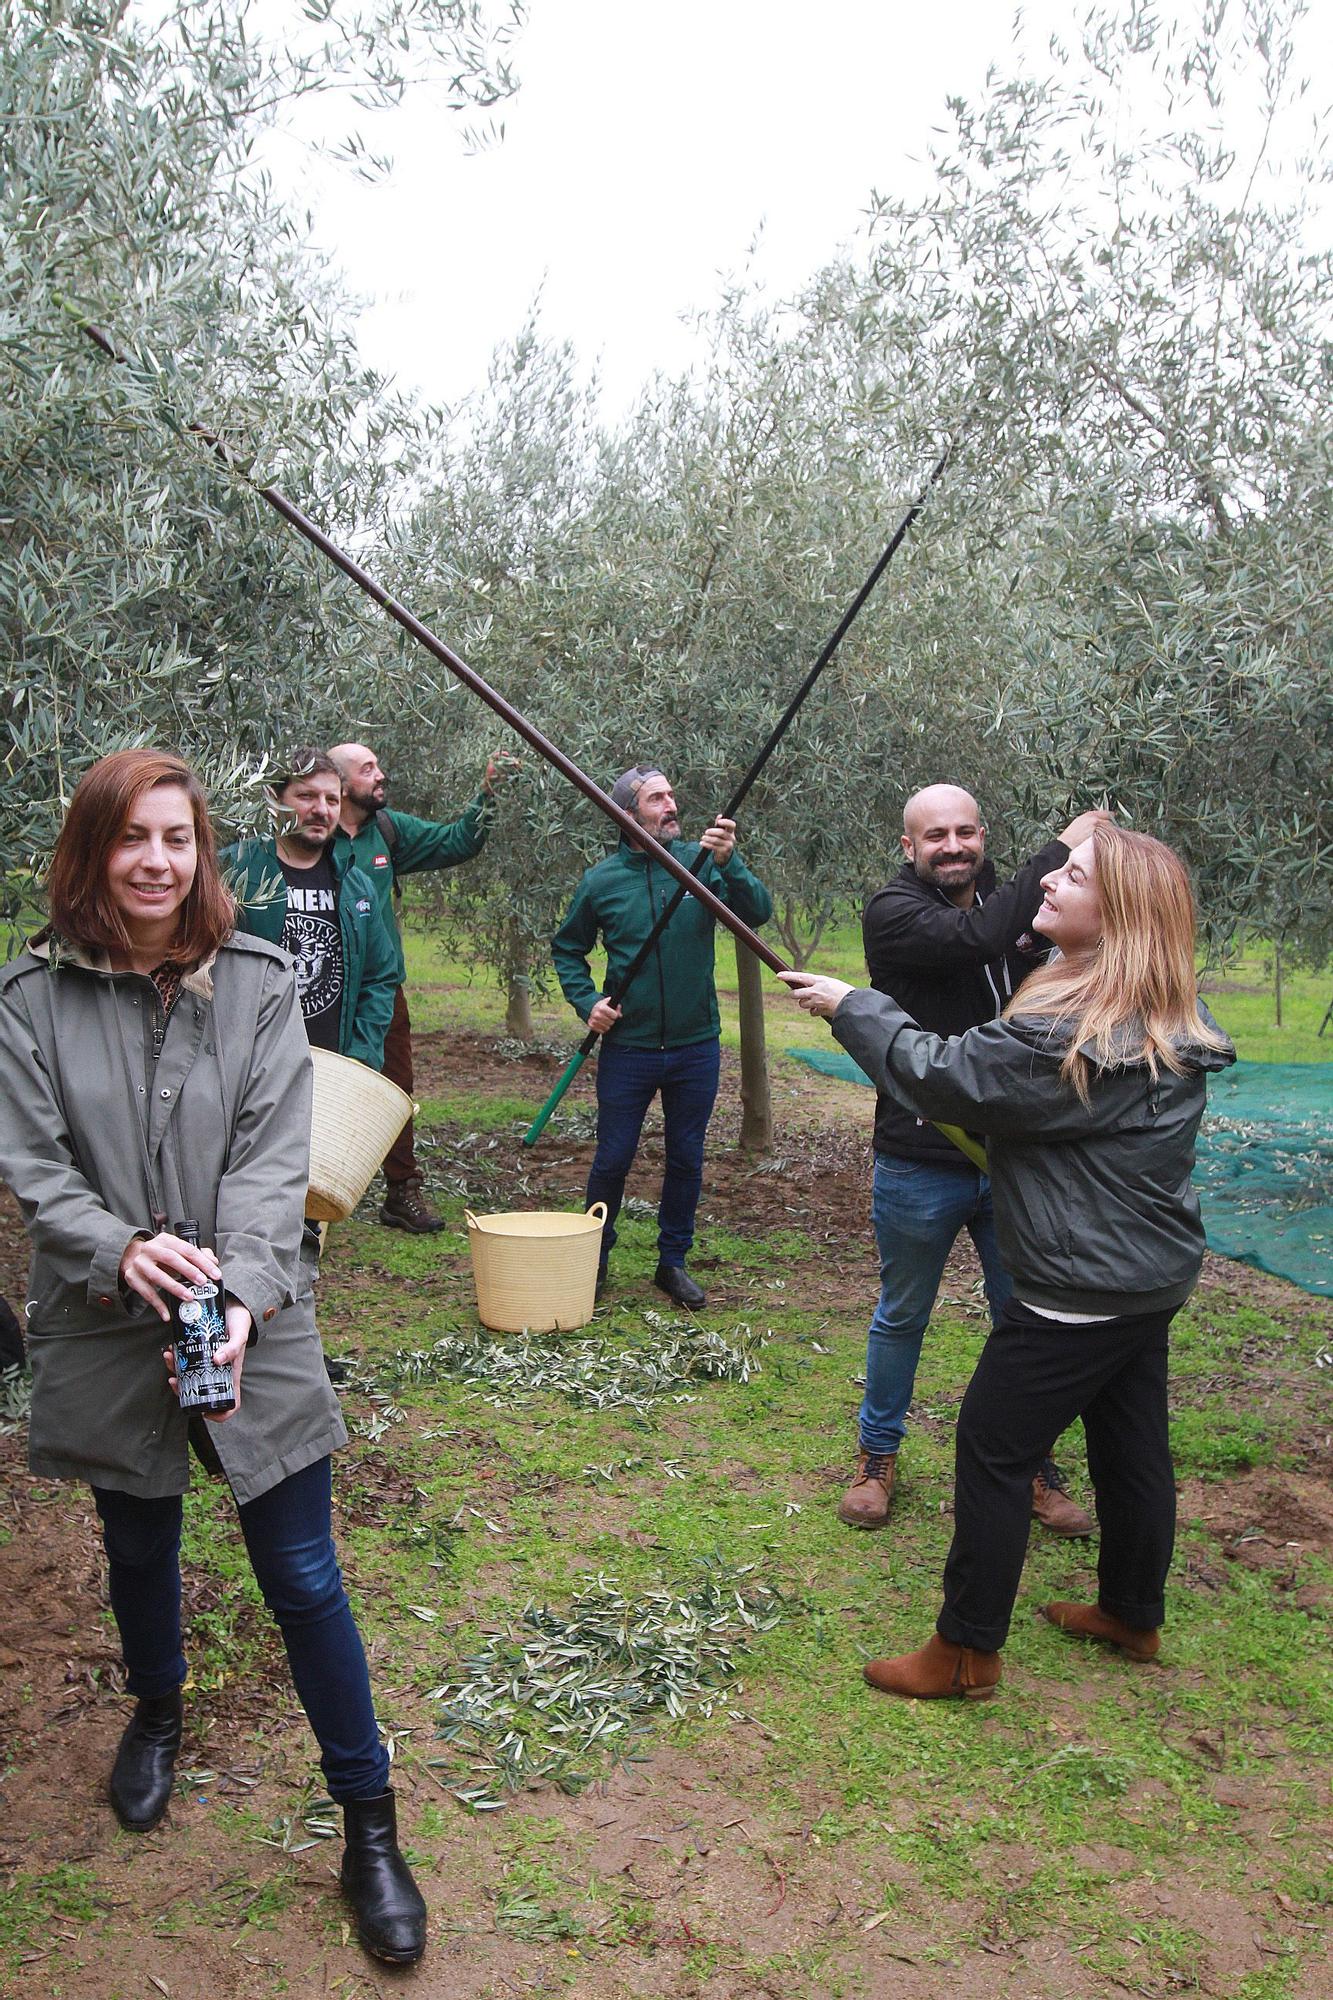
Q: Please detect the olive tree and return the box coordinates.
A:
[378,281,974,1148]
[1,0,522,939]
[850,0,1333,956]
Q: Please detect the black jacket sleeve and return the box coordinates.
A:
[832,987,1103,1141]
[863,840,1068,981]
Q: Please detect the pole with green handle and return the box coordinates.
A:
[522,442,956,1147]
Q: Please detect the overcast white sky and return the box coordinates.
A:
[255,0,1064,409]
[256,0,1330,414]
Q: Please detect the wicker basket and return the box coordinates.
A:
[465,1203,608,1334]
[305,1047,415,1222]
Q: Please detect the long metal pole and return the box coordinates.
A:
[522,442,954,1145]
[80,321,787,971]
[78,319,986,1173]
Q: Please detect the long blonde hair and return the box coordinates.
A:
[1006,824,1227,1100]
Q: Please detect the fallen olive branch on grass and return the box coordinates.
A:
[356,1312,768,1421]
[424,1560,792,1810]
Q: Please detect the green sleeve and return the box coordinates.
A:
[707,850,773,928]
[346,895,398,1070]
[386,797,492,875]
[551,877,602,1022]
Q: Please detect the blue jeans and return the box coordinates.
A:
[93,1456,389,1801]
[860,1152,1012,1456]
[586,1037,721,1267]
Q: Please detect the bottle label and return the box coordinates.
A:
[174,1278,233,1412]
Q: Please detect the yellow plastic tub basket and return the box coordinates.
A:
[305,1047,416,1222]
[465,1203,608,1334]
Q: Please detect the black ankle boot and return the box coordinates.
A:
[108,1688,183,1832]
[653,1260,706,1308]
[341,1790,428,1965]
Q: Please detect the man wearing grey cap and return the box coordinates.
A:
[551,767,773,1308]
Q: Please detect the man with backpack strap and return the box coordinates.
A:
[329,741,514,1232]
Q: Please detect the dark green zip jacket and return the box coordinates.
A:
[552,838,773,1050]
[223,837,397,1070]
[332,798,491,985]
[832,986,1236,1318]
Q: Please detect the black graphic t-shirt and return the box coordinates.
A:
[278,850,343,1051]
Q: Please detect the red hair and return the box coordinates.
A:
[47,749,235,964]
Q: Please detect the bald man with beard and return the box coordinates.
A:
[838,786,1111,1537]
[330,740,514,1233]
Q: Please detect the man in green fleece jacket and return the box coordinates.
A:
[330,740,510,1234]
[552,766,773,1309]
[225,747,397,1071]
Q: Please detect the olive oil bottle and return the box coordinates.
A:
[170,1219,234,1415]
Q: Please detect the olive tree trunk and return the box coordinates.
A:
[735,939,773,1153]
[504,924,534,1039]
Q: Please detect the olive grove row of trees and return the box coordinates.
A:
[5,0,1329,1040]
[394,0,1330,1038]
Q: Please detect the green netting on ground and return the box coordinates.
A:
[788,1049,1333,1299]
[1193,1063,1333,1297]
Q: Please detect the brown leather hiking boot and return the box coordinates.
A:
[864,1632,1001,1701]
[1031,1463,1095,1538]
[837,1449,896,1529]
[1040,1601,1160,1660]
[379,1177,444,1234]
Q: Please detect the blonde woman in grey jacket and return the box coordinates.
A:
[783,823,1234,1701]
[0,750,426,1966]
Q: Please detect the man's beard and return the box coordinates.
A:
[286,822,331,856]
[917,853,982,890]
[348,778,386,812]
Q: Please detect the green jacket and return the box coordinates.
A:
[552,838,773,1050]
[832,986,1236,1318]
[223,836,397,1070]
[332,798,491,985]
[0,934,344,1502]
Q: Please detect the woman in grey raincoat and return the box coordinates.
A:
[783,823,1234,1701]
[0,749,426,1966]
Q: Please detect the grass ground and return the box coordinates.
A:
[0,921,1328,1998]
[401,911,1333,1064]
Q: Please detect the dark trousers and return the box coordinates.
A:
[937,1298,1177,1652]
[586,1037,721,1268]
[93,1456,389,1801]
[380,984,417,1183]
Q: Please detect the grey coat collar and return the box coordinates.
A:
[30,930,218,1001]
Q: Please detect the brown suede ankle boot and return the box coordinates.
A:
[1040,1600,1160,1660]
[837,1449,896,1529]
[863,1631,1001,1700]
[1031,1463,1095,1538]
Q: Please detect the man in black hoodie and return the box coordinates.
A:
[839,785,1109,1535]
